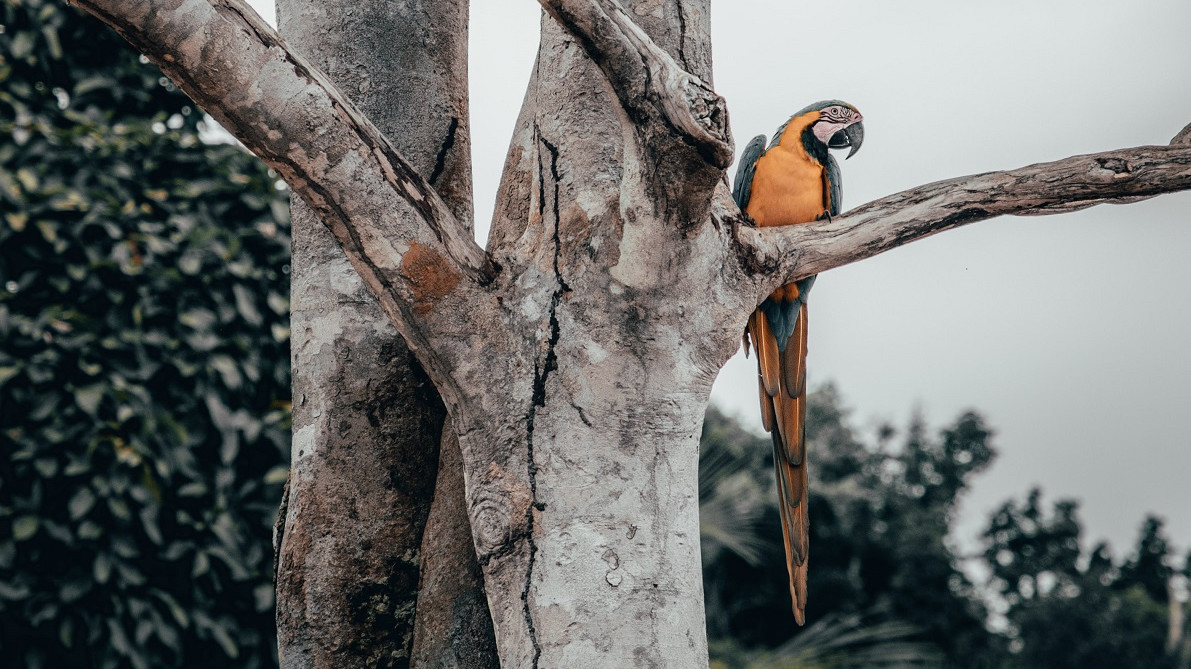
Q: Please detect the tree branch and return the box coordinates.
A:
[537,0,732,170]
[70,0,495,373]
[733,143,1191,294]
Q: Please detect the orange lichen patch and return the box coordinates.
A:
[400,242,459,315]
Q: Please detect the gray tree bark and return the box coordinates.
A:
[411,428,500,668]
[272,0,491,667]
[72,0,1191,666]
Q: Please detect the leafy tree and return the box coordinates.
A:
[701,387,998,668]
[982,492,1177,668]
[982,489,1084,605]
[705,393,1189,669]
[0,2,289,667]
[1119,516,1175,605]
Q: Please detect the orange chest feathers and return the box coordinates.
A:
[744,145,829,228]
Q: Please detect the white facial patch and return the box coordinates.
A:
[813,121,845,145]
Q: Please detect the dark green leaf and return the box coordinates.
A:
[139,507,162,545]
[77,521,103,540]
[0,580,32,600]
[93,553,112,584]
[74,384,104,416]
[12,516,39,541]
[59,580,90,603]
[68,488,96,520]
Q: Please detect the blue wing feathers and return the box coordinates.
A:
[826,153,842,216]
[732,135,768,211]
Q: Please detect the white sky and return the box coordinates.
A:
[252,1,1191,560]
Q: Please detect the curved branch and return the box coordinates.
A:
[71,0,496,367]
[733,143,1191,294]
[537,0,733,170]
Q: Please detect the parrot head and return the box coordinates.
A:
[806,100,864,159]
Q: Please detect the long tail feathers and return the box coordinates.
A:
[752,310,781,398]
[747,305,810,625]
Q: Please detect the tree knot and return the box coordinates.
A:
[1095,156,1132,177]
[470,463,534,562]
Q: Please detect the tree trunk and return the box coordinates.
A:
[410,428,499,668]
[459,5,727,664]
[273,1,489,667]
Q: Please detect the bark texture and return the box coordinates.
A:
[272,0,485,667]
[71,0,1191,666]
[465,4,733,665]
[410,429,500,668]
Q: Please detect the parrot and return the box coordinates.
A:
[732,100,864,625]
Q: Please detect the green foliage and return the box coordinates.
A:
[702,392,1187,669]
[701,387,998,667]
[700,406,773,569]
[0,2,290,667]
[1120,516,1175,604]
[716,614,944,669]
[983,493,1178,669]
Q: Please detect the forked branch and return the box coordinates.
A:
[736,141,1191,294]
[538,0,733,169]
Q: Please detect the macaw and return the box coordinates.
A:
[732,100,864,625]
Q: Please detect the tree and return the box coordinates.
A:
[1118,516,1175,605]
[65,0,1191,665]
[701,388,998,668]
[981,492,1178,669]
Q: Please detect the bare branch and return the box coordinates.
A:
[71,0,495,358]
[732,143,1191,293]
[537,0,732,169]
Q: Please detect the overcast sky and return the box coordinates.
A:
[253,1,1191,559]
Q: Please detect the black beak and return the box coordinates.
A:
[829,121,865,159]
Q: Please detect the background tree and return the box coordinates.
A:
[982,492,1180,668]
[701,388,999,668]
[44,0,1191,664]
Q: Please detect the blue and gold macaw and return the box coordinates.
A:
[732,100,864,625]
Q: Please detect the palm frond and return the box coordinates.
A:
[700,473,769,565]
[746,614,944,669]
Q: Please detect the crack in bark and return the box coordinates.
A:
[570,400,593,426]
[520,128,568,669]
[428,116,460,187]
[675,1,690,72]
[212,0,279,48]
[272,473,290,580]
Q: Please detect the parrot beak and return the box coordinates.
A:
[829,121,864,159]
